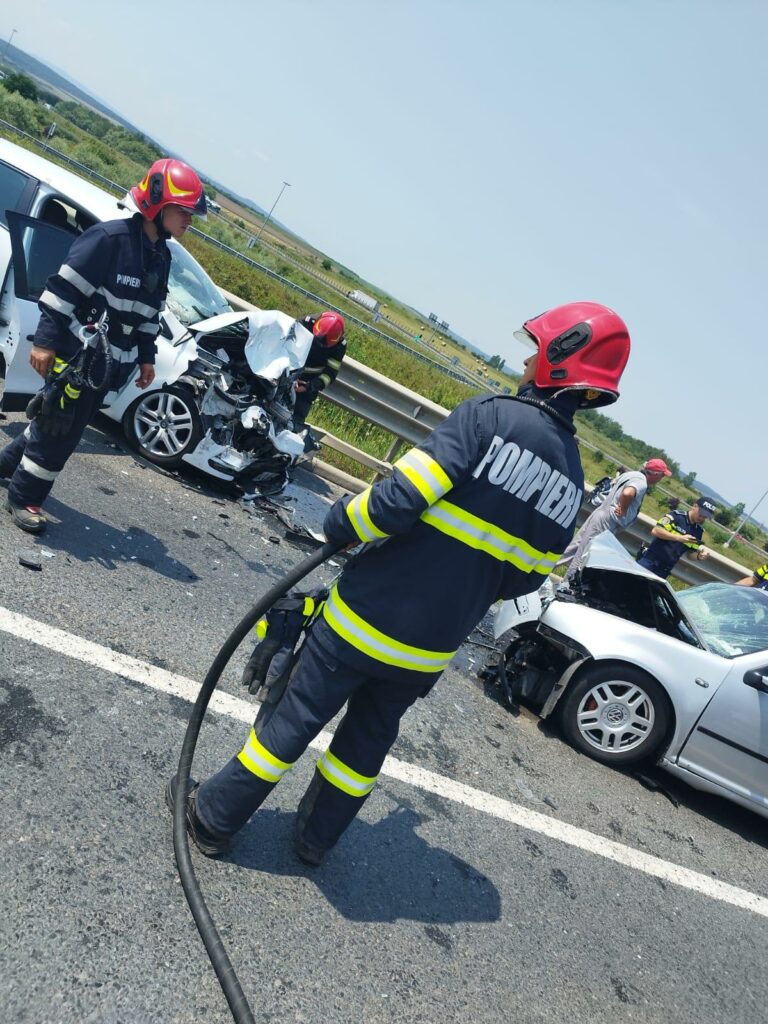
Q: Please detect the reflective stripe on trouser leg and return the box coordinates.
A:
[196,731,294,836]
[297,678,420,852]
[197,633,361,838]
[7,386,105,506]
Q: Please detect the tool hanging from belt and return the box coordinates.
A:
[25,315,113,435]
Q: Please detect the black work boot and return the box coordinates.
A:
[6,499,47,534]
[293,773,328,867]
[165,775,232,857]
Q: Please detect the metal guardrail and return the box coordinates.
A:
[571,505,751,586]
[0,118,754,584]
[0,117,487,392]
[223,290,751,586]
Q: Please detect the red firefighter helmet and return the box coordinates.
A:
[313,311,345,345]
[131,159,207,220]
[514,302,630,408]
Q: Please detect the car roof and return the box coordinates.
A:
[0,138,129,222]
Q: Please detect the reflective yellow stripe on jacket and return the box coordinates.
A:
[394,448,453,505]
[317,749,377,797]
[346,487,389,543]
[323,584,456,672]
[659,518,700,550]
[237,728,293,783]
[421,499,560,574]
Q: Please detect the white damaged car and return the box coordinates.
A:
[0,139,311,494]
[491,532,768,820]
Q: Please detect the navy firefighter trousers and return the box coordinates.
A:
[196,626,422,853]
[0,385,107,507]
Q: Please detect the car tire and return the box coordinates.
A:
[559,664,671,767]
[123,385,202,467]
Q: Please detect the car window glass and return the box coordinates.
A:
[166,242,230,326]
[677,584,768,658]
[21,221,76,298]
[40,197,97,236]
[0,161,33,228]
[650,588,702,647]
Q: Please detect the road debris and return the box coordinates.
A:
[18,549,43,571]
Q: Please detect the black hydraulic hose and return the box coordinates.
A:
[173,540,342,1024]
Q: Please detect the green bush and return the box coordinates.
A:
[0,87,48,135]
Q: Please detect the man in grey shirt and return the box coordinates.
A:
[559,458,672,581]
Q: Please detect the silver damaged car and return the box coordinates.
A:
[491,533,768,820]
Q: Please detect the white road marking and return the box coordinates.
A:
[2,604,767,919]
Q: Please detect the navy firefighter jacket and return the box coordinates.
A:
[297,315,347,394]
[34,213,171,392]
[319,392,585,685]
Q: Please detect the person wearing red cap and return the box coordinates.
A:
[560,457,672,581]
[293,311,346,434]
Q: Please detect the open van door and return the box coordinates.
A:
[0,211,77,411]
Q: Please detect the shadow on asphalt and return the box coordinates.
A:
[227,805,502,925]
[36,495,200,581]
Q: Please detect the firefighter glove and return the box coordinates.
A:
[36,377,83,437]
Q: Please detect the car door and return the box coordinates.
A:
[0,158,38,289]
[1,210,78,410]
[677,649,768,813]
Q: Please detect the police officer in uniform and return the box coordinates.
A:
[736,564,768,590]
[636,496,716,578]
[168,302,631,864]
[0,159,207,533]
[292,311,346,429]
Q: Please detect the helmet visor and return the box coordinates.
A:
[513,328,538,351]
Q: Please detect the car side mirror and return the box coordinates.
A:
[158,315,174,340]
[743,669,768,694]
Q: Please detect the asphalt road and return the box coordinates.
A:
[0,409,766,1024]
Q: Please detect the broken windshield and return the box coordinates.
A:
[166,241,230,326]
[677,583,768,658]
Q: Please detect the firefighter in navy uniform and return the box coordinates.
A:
[168,302,631,864]
[292,311,346,429]
[0,159,207,533]
[636,496,715,579]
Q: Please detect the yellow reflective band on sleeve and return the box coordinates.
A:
[346,487,390,543]
[323,584,455,672]
[327,357,342,371]
[316,749,377,797]
[52,358,69,375]
[255,617,268,640]
[421,499,559,574]
[237,728,293,783]
[302,597,315,617]
[756,564,768,581]
[393,448,453,505]
[63,384,81,400]
[319,373,332,387]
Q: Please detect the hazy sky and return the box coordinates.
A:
[1,1,765,511]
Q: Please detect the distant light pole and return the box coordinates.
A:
[253,180,290,245]
[3,28,18,61]
[724,484,768,548]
